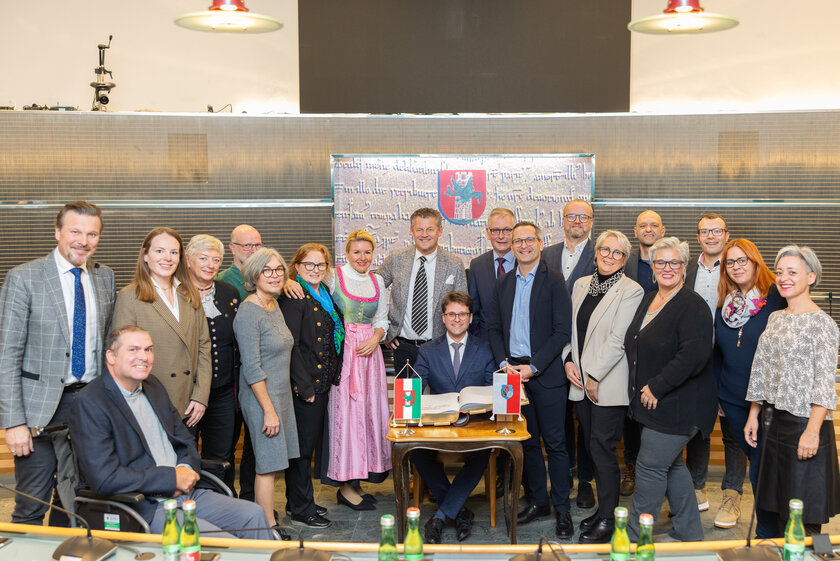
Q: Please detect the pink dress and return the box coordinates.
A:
[325,265,392,482]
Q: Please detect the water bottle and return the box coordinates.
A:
[610,507,630,561]
[783,499,806,561]
[636,513,655,561]
[161,499,181,561]
[179,499,200,561]
[378,514,398,561]
[404,507,424,561]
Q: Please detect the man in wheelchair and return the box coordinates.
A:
[69,325,276,540]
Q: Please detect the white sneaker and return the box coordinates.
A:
[714,489,742,528]
[695,488,709,512]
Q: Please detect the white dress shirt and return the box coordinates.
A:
[53,249,98,384]
[400,249,437,341]
[152,277,181,322]
[561,239,586,282]
[446,332,468,372]
[693,255,720,318]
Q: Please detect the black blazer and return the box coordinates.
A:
[467,249,502,341]
[69,373,200,523]
[624,248,641,283]
[487,260,572,389]
[543,238,596,293]
[415,334,495,394]
[208,280,240,389]
[624,286,717,437]
[279,289,344,400]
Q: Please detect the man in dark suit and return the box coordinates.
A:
[413,291,495,544]
[543,198,597,509]
[488,221,574,539]
[468,207,516,341]
[69,325,275,540]
[619,209,666,496]
[0,201,115,525]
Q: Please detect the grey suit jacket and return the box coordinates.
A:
[377,246,467,342]
[112,286,212,416]
[0,252,115,428]
[564,274,643,407]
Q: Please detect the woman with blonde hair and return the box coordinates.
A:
[113,227,211,428]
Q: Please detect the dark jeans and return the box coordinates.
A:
[196,383,236,482]
[12,388,81,526]
[720,400,778,539]
[521,381,570,512]
[575,399,626,519]
[285,393,328,517]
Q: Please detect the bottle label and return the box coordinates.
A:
[180,547,200,561]
[784,543,805,561]
[611,553,630,561]
[163,547,180,561]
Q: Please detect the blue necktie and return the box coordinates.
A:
[70,268,86,380]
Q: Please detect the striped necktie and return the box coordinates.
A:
[410,256,428,336]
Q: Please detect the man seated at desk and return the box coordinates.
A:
[69,325,276,540]
[413,291,495,544]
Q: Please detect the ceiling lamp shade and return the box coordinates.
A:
[628,0,739,35]
[175,0,283,33]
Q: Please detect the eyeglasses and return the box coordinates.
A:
[261,267,284,278]
[512,237,538,247]
[564,214,592,223]
[698,228,727,236]
[299,262,328,271]
[724,256,750,268]
[652,259,684,270]
[597,247,626,260]
[232,242,262,251]
[488,228,513,236]
[443,312,471,320]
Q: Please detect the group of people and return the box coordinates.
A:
[0,200,837,545]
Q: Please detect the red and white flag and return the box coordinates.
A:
[394,377,422,421]
[493,371,521,415]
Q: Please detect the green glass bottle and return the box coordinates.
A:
[378,514,398,561]
[404,507,424,561]
[636,513,655,561]
[179,499,200,561]
[161,499,181,561]
[783,499,806,561]
[610,507,631,561]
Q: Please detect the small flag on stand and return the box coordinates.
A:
[493,370,521,416]
[393,358,423,425]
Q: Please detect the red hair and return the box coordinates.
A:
[717,239,775,307]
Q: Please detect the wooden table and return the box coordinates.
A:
[387,415,530,544]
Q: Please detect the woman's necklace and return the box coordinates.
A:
[255,292,274,311]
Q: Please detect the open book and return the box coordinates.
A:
[395,385,527,426]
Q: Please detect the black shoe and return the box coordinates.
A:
[517,504,551,524]
[336,489,375,511]
[455,508,474,542]
[579,511,600,532]
[290,513,332,528]
[361,493,378,504]
[424,517,444,544]
[555,511,573,539]
[579,517,614,544]
[576,481,596,509]
[286,504,328,516]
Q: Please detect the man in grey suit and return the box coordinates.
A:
[379,207,467,370]
[0,201,115,525]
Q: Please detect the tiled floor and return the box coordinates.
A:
[1,465,838,544]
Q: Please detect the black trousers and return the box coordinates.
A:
[229,403,257,500]
[195,383,236,483]
[575,399,626,519]
[285,392,328,517]
[392,337,426,372]
[521,381,570,512]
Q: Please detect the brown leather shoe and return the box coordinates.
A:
[619,462,636,496]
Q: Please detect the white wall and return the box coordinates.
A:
[0,0,299,113]
[630,0,840,113]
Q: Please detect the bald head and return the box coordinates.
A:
[634,211,665,249]
[229,224,263,267]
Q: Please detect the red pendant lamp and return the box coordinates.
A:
[175,0,283,34]
[628,0,738,35]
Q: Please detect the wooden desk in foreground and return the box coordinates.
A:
[387,415,530,544]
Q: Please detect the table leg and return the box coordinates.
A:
[392,443,410,542]
[506,442,523,544]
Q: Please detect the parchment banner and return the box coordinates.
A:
[332,154,595,268]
